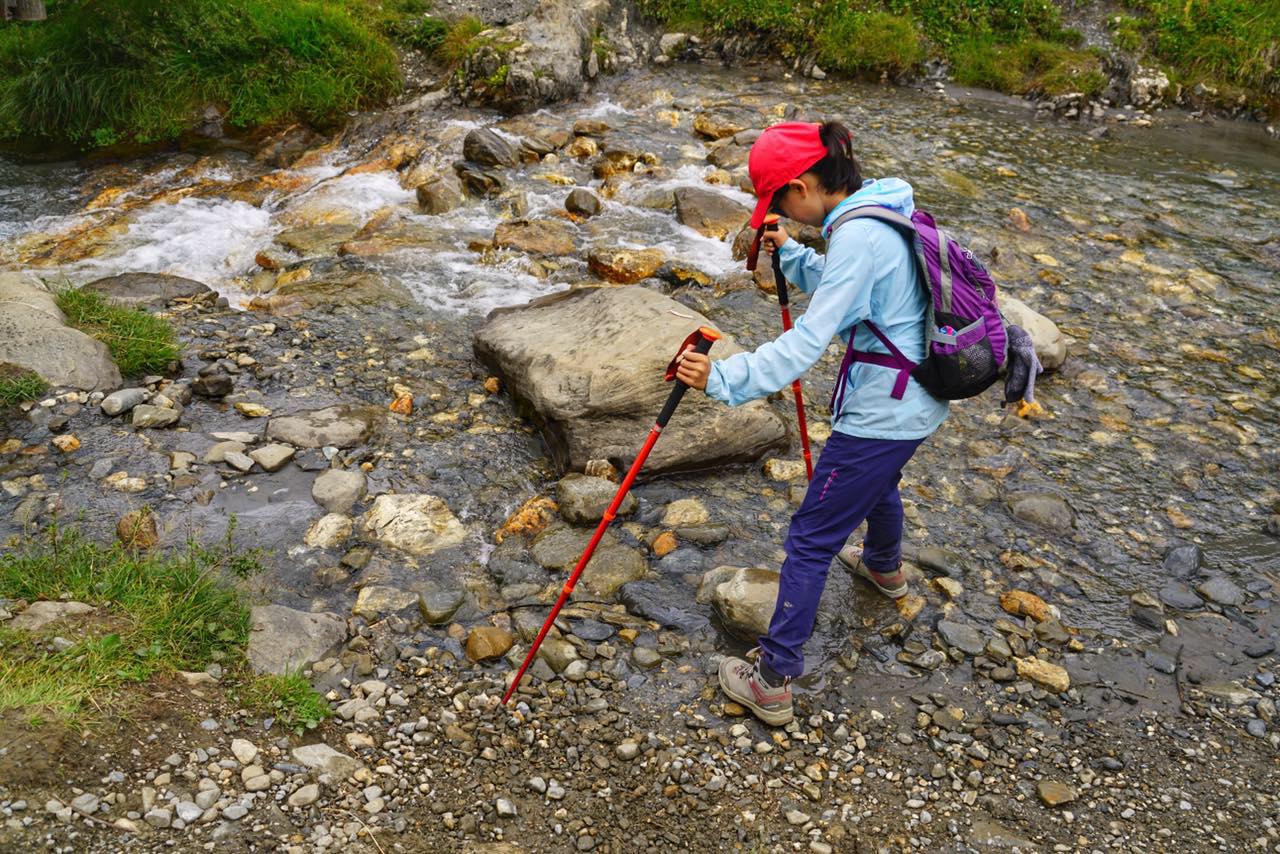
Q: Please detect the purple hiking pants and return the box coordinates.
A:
[759,432,925,678]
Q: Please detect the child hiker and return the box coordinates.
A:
[675,120,950,726]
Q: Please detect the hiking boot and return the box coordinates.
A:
[838,546,909,599]
[718,650,793,726]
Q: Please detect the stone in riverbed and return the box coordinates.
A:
[493,219,576,256]
[531,523,646,597]
[1015,657,1070,693]
[474,287,785,475]
[101,388,149,416]
[305,513,353,549]
[555,473,636,525]
[266,405,380,449]
[566,188,602,217]
[84,272,212,309]
[464,128,520,168]
[361,494,467,556]
[1159,582,1204,610]
[1000,297,1067,371]
[418,590,465,625]
[352,586,418,621]
[132,404,179,429]
[587,247,666,284]
[249,443,295,472]
[416,175,466,214]
[1007,492,1074,532]
[937,620,986,656]
[291,744,361,779]
[1196,576,1245,607]
[204,440,246,464]
[191,372,233,398]
[1037,781,1077,807]
[466,626,514,662]
[312,469,367,514]
[674,187,750,239]
[700,566,779,641]
[246,605,346,675]
[0,272,122,392]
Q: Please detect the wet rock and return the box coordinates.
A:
[352,586,418,622]
[1037,781,1077,807]
[569,618,613,642]
[464,128,520,168]
[531,524,646,597]
[587,246,666,284]
[763,458,807,481]
[937,620,985,656]
[312,469,368,515]
[144,808,172,828]
[674,187,750,240]
[248,443,295,472]
[703,566,779,641]
[101,388,149,416]
[693,109,752,140]
[538,636,579,672]
[1159,582,1204,610]
[1196,576,1245,607]
[265,405,380,449]
[1129,591,1165,629]
[416,175,466,214]
[1000,590,1052,622]
[192,372,233,398]
[566,188,602,217]
[132,404,179,429]
[275,224,360,256]
[663,498,709,527]
[555,473,635,525]
[493,219,576,256]
[205,440,246,464]
[84,272,212,310]
[246,605,346,675]
[1015,657,1070,693]
[1007,492,1074,532]
[361,494,467,556]
[272,271,413,309]
[288,784,320,808]
[632,647,661,668]
[291,744,361,779]
[455,162,505,197]
[418,590,465,625]
[475,287,786,474]
[1000,297,1066,371]
[618,581,710,632]
[9,600,95,631]
[0,276,124,392]
[305,513,353,548]
[466,626,514,662]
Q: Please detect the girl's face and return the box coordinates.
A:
[773,173,828,228]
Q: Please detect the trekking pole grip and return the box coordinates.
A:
[657,327,719,428]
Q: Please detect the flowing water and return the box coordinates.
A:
[2,64,1277,680]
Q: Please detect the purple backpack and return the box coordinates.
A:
[829,206,1008,406]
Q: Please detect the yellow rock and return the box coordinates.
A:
[1032,253,1060,267]
[235,402,271,418]
[51,434,80,453]
[274,267,311,287]
[895,593,924,622]
[496,496,557,543]
[1015,656,1070,693]
[1166,508,1194,529]
[1000,590,1051,622]
[465,626,514,662]
[651,531,678,558]
[0,438,21,454]
[483,377,502,394]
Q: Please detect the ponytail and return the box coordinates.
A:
[813,121,862,195]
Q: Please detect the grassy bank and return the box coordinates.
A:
[0,369,47,407]
[55,288,180,377]
[639,0,1277,109]
[0,528,328,732]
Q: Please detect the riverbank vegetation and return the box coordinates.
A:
[641,0,1277,111]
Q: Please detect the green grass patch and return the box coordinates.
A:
[0,528,256,724]
[0,370,47,407]
[0,0,402,150]
[950,35,1106,96]
[54,287,179,378]
[236,671,332,734]
[436,15,487,66]
[817,9,926,76]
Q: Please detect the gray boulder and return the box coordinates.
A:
[699,566,779,641]
[474,287,786,475]
[83,273,212,310]
[463,128,520,168]
[556,473,635,525]
[674,187,750,240]
[312,469,368,514]
[246,605,347,675]
[266,405,380,449]
[0,273,121,392]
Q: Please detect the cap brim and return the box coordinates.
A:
[749,191,775,230]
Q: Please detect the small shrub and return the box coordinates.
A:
[237,671,332,734]
[437,16,486,66]
[54,287,180,378]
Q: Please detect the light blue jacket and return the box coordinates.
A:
[705,178,949,440]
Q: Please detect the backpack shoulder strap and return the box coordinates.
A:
[828,205,917,240]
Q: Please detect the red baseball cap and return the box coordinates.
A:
[747,122,827,229]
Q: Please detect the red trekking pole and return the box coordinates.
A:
[747,214,813,481]
[502,326,722,706]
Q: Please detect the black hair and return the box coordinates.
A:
[771,120,863,213]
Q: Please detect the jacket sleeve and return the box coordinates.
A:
[776,238,825,295]
[706,226,876,406]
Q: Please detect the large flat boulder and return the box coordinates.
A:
[474,287,787,475]
[265,404,381,449]
[83,272,213,309]
[246,605,347,675]
[0,273,121,392]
